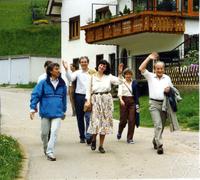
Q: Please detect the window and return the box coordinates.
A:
[69,16,80,40]
[96,6,111,21]
[193,0,199,11]
[157,0,177,11]
[182,0,188,12]
[132,0,153,11]
[96,54,104,67]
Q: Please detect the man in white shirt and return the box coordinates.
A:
[37,60,52,83]
[63,56,92,144]
[139,52,173,155]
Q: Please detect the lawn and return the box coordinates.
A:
[0,135,23,180]
[113,89,199,131]
[0,0,61,57]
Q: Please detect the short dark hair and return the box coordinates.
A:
[46,63,60,76]
[44,60,52,68]
[79,56,89,63]
[70,63,79,70]
[96,60,111,75]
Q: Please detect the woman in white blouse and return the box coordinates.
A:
[117,68,139,144]
[85,60,124,153]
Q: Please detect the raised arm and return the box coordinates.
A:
[139,52,159,73]
[62,60,77,82]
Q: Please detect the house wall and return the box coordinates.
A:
[61,0,117,72]
[0,56,60,84]
[185,19,199,35]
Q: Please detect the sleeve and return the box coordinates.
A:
[118,84,122,97]
[63,86,67,112]
[65,70,78,82]
[110,74,124,85]
[85,75,92,101]
[141,69,152,80]
[30,81,44,110]
[168,76,174,87]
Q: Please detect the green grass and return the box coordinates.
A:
[15,82,37,89]
[0,135,23,180]
[0,25,61,57]
[0,0,61,57]
[113,90,199,131]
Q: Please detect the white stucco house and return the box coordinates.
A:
[47,0,199,79]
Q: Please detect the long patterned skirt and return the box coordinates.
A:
[87,93,113,135]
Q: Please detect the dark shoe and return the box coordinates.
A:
[157,145,164,155]
[117,133,121,140]
[46,154,56,161]
[91,141,96,151]
[98,146,105,153]
[152,138,157,150]
[127,139,135,144]
[80,139,85,143]
[86,137,92,145]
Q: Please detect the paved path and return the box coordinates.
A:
[0,88,199,179]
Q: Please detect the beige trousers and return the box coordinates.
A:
[149,100,167,147]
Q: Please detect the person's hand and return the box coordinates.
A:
[118,63,124,75]
[136,104,140,113]
[148,52,159,61]
[85,101,91,108]
[164,86,170,93]
[30,112,35,120]
[62,60,68,71]
[61,113,66,120]
[120,100,125,106]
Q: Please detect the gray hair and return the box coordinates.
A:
[154,61,165,69]
[123,68,133,76]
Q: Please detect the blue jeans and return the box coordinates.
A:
[74,93,91,140]
[41,118,61,155]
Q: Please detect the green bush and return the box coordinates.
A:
[0,135,23,180]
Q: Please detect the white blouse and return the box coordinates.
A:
[86,73,124,101]
[118,81,133,97]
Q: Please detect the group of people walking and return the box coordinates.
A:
[30,52,180,161]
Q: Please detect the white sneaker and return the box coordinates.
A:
[46,153,56,161]
[127,139,135,144]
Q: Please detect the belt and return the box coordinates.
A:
[150,98,163,102]
[93,92,110,95]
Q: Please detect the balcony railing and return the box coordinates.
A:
[81,11,185,44]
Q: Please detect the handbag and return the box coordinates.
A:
[83,76,93,112]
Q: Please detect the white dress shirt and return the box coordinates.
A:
[37,73,47,83]
[86,74,124,101]
[142,69,173,100]
[65,69,90,95]
[118,81,133,97]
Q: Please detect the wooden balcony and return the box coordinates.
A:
[81,11,185,44]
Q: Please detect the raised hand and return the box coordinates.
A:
[62,60,68,71]
[149,52,159,61]
[118,63,124,74]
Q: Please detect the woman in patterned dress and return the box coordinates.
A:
[85,60,124,153]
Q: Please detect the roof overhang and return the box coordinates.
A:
[46,0,62,17]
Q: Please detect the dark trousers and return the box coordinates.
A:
[118,96,136,141]
[74,93,91,140]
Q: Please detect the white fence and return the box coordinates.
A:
[0,56,60,84]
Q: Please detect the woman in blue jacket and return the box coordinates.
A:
[30,63,67,161]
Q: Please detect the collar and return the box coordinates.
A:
[153,74,166,79]
[50,77,59,82]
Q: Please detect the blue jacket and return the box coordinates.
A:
[132,80,140,128]
[30,75,67,119]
